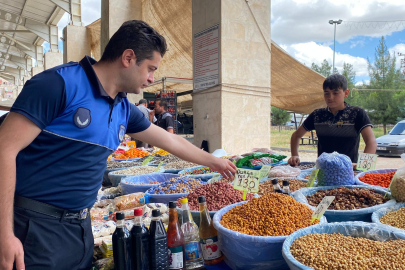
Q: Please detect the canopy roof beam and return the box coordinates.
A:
[50,0,82,26]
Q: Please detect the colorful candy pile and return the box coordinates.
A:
[147,177,204,194]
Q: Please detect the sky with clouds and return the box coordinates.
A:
[51,0,405,86]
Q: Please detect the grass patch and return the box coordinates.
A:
[271,127,385,151]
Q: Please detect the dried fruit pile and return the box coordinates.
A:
[306,187,390,210]
[358,171,395,188]
[114,148,149,159]
[147,177,204,194]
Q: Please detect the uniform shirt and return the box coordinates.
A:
[302,103,372,162]
[10,56,151,210]
[155,111,174,131]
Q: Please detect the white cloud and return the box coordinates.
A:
[389,43,405,70]
[271,0,405,45]
[355,80,370,86]
[283,42,369,77]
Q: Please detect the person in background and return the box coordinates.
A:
[134,99,155,148]
[288,74,377,169]
[150,99,174,133]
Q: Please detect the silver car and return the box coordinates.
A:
[376,120,405,156]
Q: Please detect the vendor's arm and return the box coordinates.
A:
[361,126,377,154]
[289,112,316,166]
[128,124,236,178]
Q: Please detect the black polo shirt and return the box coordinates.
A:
[155,111,174,131]
[302,103,372,162]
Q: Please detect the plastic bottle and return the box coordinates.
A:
[131,208,149,270]
[271,179,283,193]
[149,209,169,270]
[167,202,185,270]
[112,212,132,270]
[180,198,204,269]
[282,180,291,195]
[198,196,223,265]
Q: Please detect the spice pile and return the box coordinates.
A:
[114,148,149,159]
[111,166,157,176]
[107,155,160,169]
[258,179,306,195]
[152,154,183,164]
[177,182,254,211]
[306,187,390,210]
[290,233,405,270]
[164,161,198,170]
[380,207,405,230]
[220,194,319,236]
[181,167,216,175]
[152,149,170,156]
[147,177,204,194]
[358,171,395,188]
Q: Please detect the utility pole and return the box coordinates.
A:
[329,19,343,74]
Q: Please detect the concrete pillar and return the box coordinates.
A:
[63,25,91,63]
[26,58,32,76]
[43,25,63,69]
[71,0,83,26]
[192,0,271,154]
[100,0,142,55]
[32,66,44,76]
[35,46,44,67]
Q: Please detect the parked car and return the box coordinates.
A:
[376,120,405,156]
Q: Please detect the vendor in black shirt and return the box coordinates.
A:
[289,74,377,168]
[150,99,174,133]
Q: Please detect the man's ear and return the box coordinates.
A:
[344,89,350,98]
[121,49,136,68]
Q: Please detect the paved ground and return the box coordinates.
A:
[272,148,403,170]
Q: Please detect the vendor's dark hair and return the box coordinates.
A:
[323,74,348,91]
[158,99,168,111]
[100,20,167,65]
[139,99,147,105]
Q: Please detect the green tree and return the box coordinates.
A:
[364,36,404,134]
[311,59,332,77]
[271,106,291,132]
[342,62,356,89]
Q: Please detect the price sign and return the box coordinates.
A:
[311,196,335,222]
[306,169,319,187]
[356,153,378,171]
[233,169,260,200]
[259,165,272,178]
[155,161,164,172]
[142,156,154,166]
[208,173,221,184]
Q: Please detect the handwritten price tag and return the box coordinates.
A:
[142,156,154,166]
[311,196,335,222]
[155,161,164,172]
[259,165,272,178]
[208,173,221,184]
[306,169,319,187]
[357,153,378,171]
[233,169,260,199]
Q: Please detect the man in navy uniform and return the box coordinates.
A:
[0,20,236,270]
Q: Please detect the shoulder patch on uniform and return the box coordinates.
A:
[119,124,126,142]
[74,107,91,128]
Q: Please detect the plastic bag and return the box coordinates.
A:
[316,152,354,186]
[113,192,145,211]
[212,201,327,270]
[94,257,114,270]
[389,154,405,202]
[251,148,277,155]
[269,165,301,178]
[97,186,122,200]
[282,222,405,270]
[120,173,179,195]
[92,220,116,238]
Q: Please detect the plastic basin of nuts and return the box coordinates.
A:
[282,222,405,270]
[354,168,397,191]
[292,185,397,223]
[371,203,405,233]
[212,196,327,270]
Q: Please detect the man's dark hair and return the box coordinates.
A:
[158,99,168,111]
[139,99,147,105]
[100,20,167,65]
[323,74,348,91]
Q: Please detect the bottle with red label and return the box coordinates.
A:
[198,196,223,265]
[167,201,184,270]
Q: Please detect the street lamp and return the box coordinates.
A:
[329,19,343,74]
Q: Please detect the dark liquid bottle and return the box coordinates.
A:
[113,212,132,270]
[167,201,184,270]
[149,209,169,270]
[131,208,149,270]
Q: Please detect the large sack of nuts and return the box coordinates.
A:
[355,168,397,190]
[108,166,165,187]
[213,195,327,270]
[120,173,179,194]
[316,152,354,186]
[282,222,405,270]
[389,154,405,202]
[292,185,396,222]
[372,202,405,233]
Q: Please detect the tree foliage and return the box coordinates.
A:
[271,106,290,130]
[311,59,332,77]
